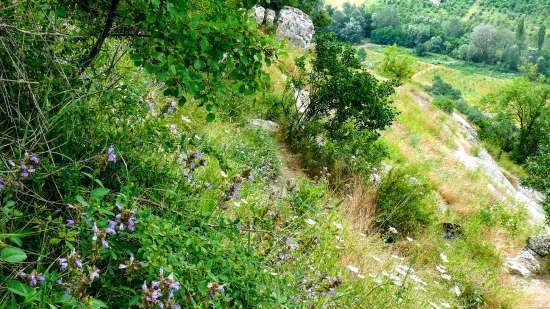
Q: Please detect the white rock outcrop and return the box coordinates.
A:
[265,9,276,26]
[276,6,315,49]
[505,248,541,277]
[250,5,265,25]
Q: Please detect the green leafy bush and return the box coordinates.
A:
[375,166,436,235]
[428,75,463,100]
[379,45,415,82]
[432,96,456,113]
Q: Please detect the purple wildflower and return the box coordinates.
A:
[107,145,116,163]
[89,266,100,281]
[21,164,29,178]
[67,203,75,209]
[30,154,39,164]
[101,238,109,248]
[329,288,336,296]
[20,270,45,287]
[0,177,4,190]
[59,258,68,271]
[66,219,75,227]
[106,220,117,235]
[208,282,224,298]
[167,100,177,113]
[191,152,201,159]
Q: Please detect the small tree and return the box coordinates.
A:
[379,45,415,82]
[493,77,550,162]
[290,33,397,139]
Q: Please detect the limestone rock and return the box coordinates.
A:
[505,247,541,277]
[249,119,280,133]
[250,5,265,26]
[276,6,314,49]
[505,259,532,277]
[265,9,276,26]
[294,88,310,113]
[528,235,550,257]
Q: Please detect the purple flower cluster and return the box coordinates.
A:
[177,151,206,181]
[119,253,144,273]
[225,169,253,201]
[19,270,45,287]
[299,271,341,306]
[59,249,83,271]
[92,223,110,248]
[112,206,137,232]
[166,100,177,114]
[141,268,181,309]
[106,145,116,163]
[0,177,4,191]
[207,281,225,298]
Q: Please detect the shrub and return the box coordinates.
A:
[379,45,415,82]
[428,75,462,100]
[375,166,436,235]
[432,96,455,113]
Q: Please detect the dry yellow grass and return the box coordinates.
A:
[340,178,377,233]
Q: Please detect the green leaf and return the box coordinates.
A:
[206,113,216,122]
[9,236,23,247]
[7,280,30,297]
[90,298,108,309]
[91,188,110,202]
[76,195,89,207]
[1,247,27,263]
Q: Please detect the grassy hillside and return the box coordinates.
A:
[1,1,548,308]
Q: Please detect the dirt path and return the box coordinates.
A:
[406,86,550,309]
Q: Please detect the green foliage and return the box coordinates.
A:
[375,166,436,235]
[538,24,547,50]
[432,96,455,113]
[523,140,550,220]
[379,45,415,82]
[296,33,397,136]
[428,75,463,100]
[492,77,550,162]
[326,3,372,43]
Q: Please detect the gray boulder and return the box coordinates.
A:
[276,6,314,49]
[527,235,550,256]
[250,5,265,26]
[265,9,276,26]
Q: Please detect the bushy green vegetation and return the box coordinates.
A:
[322,0,550,76]
[375,166,437,236]
[285,33,397,182]
[1,0,546,308]
[379,45,415,82]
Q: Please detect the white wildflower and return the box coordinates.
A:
[441,273,452,281]
[371,255,382,263]
[440,302,451,309]
[410,274,427,286]
[333,222,343,230]
[305,219,316,226]
[436,265,447,274]
[452,285,461,297]
[406,236,414,242]
[429,302,441,309]
[346,265,360,274]
[440,253,449,263]
[388,226,398,234]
